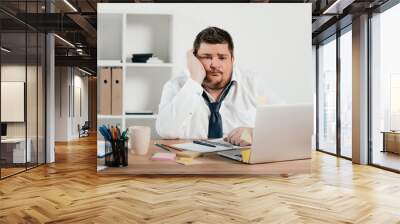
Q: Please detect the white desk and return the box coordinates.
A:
[1,138,31,163]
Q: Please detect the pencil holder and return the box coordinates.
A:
[105,138,128,167]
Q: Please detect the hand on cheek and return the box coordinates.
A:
[187,49,206,84]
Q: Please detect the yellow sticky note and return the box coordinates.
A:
[240,149,251,163]
[175,157,193,165]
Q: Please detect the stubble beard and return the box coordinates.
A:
[203,72,229,91]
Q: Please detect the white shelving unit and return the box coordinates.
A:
[97,14,123,62]
[97,60,123,67]
[97,12,174,139]
[125,62,173,68]
[125,114,158,119]
[97,115,124,119]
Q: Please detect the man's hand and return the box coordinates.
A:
[224,127,253,146]
[187,49,206,84]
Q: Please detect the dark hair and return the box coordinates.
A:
[193,27,234,58]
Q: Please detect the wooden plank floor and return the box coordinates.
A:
[1,135,400,223]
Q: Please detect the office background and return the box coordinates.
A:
[0,0,398,175]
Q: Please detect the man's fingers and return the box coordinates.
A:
[227,128,241,145]
[228,128,241,144]
[227,129,237,142]
[225,128,254,146]
[231,130,243,145]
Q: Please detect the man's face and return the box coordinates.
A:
[196,42,234,90]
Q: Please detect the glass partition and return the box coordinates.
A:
[371,3,400,171]
[339,29,352,158]
[0,1,46,179]
[1,31,28,178]
[317,36,337,155]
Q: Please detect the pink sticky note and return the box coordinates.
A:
[150,152,176,161]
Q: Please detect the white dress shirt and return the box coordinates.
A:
[156,66,258,139]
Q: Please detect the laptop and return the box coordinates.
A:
[217,104,313,164]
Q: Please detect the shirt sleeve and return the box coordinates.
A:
[156,76,204,138]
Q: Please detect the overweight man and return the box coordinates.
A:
[156,27,258,146]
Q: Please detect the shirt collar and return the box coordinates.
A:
[230,65,238,84]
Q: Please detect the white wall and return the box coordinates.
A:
[99,3,313,104]
[71,73,89,138]
[55,67,89,141]
[1,65,36,137]
[1,64,46,163]
[312,45,317,150]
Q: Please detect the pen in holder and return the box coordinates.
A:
[105,138,128,167]
[99,124,129,167]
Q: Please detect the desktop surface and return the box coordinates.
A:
[97,140,311,175]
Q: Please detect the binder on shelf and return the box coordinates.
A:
[99,67,111,115]
[111,68,123,115]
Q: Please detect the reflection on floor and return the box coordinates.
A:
[0,167,25,178]
[341,147,352,158]
[0,163,41,178]
[373,150,400,171]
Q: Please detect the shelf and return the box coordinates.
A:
[98,60,123,67]
[98,114,158,119]
[125,62,173,68]
[97,13,123,61]
[125,14,172,64]
[97,115,123,119]
[124,67,172,113]
[125,114,157,119]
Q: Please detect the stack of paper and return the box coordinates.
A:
[146,57,164,64]
[171,138,244,153]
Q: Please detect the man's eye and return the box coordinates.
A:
[219,57,227,60]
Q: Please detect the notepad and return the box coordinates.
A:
[171,138,245,153]
[151,152,176,161]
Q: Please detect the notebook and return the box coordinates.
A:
[171,138,245,153]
